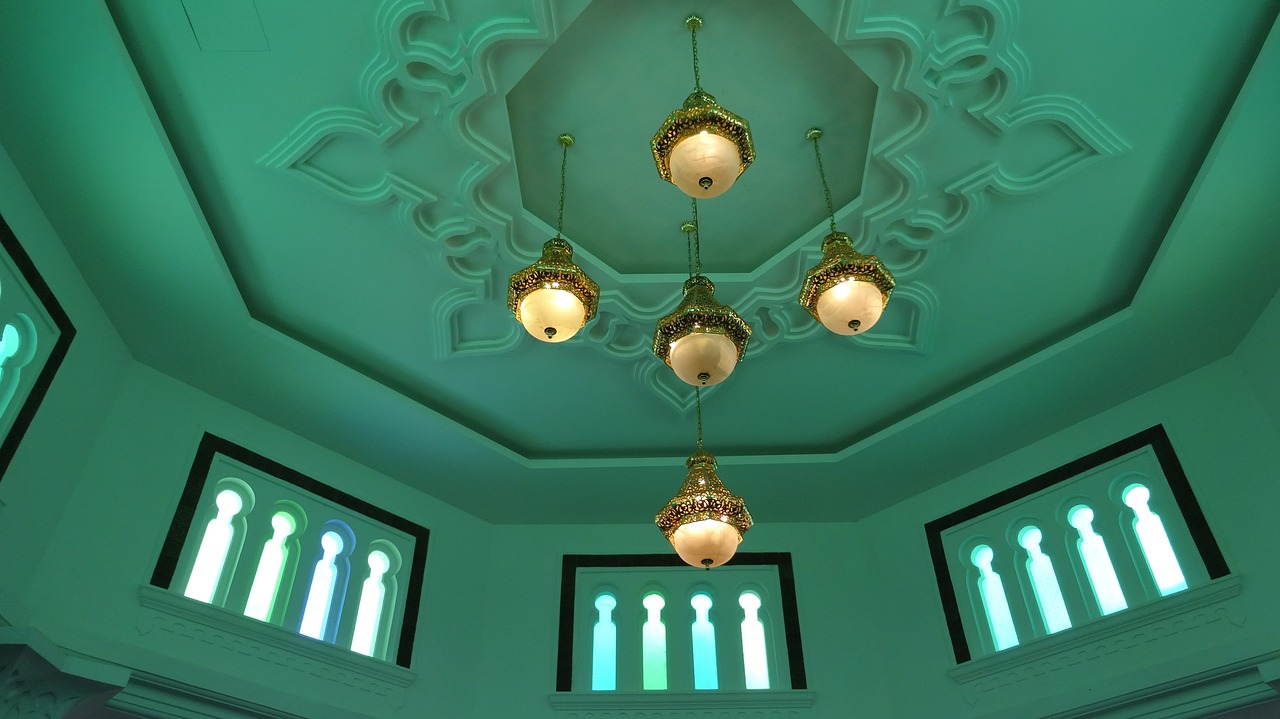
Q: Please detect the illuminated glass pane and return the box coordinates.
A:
[0,322,27,415]
[1123,484,1188,596]
[642,593,667,690]
[350,550,391,657]
[1068,505,1128,615]
[299,531,344,640]
[591,594,617,691]
[1017,526,1072,634]
[738,592,769,689]
[690,593,718,689]
[971,544,1019,651]
[184,489,243,604]
[244,511,297,622]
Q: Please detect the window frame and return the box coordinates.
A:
[556,552,808,692]
[0,212,76,483]
[151,433,430,668]
[925,425,1228,664]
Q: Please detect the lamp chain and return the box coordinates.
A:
[685,223,694,279]
[811,133,837,234]
[695,386,704,450]
[690,197,702,275]
[690,20,702,91]
[555,138,569,238]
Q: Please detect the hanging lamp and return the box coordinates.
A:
[651,15,754,199]
[655,387,752,569]
[798,128,895,335]
[508,133,599,343]
[653,207,751,386]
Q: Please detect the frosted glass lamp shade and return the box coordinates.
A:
[815,278,886,335]
[671,519,742,569]
[669,331,738,386]
[669,131,742,199]
[518,287,587,343]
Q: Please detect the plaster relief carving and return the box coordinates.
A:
[261,0,1122,412]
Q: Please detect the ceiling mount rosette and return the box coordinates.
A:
[655,448,753,569]
[652,274,752,386]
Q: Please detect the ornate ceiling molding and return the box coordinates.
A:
[257,0,1124,414]
[829,0,1128,260]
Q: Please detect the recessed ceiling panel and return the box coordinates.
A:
[507,0,877,276]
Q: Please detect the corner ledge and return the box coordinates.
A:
[137,585,415,702]
[949,575,1244,687]
[548,689,817,713]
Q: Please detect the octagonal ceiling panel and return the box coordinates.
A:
[507,0,876,276]
[8,0,1272,523]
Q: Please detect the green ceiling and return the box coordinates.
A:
[0,0,1277,524]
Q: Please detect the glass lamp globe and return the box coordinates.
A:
[668,331,738,386]
[518,285,587,343]
[671,518,742,569]
[669,131,741,199]
[815,278,886,335]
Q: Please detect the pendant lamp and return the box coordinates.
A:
[655,388,752,569]
[508,134,599,342]
[652,15,754,200]
[653,210,751,386]
[798,128,895,335]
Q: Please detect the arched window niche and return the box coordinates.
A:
[927,426,1229,664]
[299,519,356,644]
[350,540,403,660]
[559,554,807,696]
[183,477,255,608]
[152,434,430,669]
[0,313,38,420]
[242,501,307,625]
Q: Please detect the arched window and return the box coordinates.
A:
[159,436,429,667]
[591,593,617,691]
[560,555,803,693]
[971,544,1019,651]
[739,591,769,689]
[244,509,300,622]
[185,487,251,604]
[1017,526,1071,634]
[641,593,667,690]
[690,593,718,690]
[1122,484,1188,596]
[1068,505,1127,615]
[350,549,393,656]
[0,317,36,418]
[299,530,345,640]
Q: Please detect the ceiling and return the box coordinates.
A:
[1,0,1278,524]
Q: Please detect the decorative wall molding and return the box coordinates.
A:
[548,689,817,717]
[949,575,1245,699]
[108,669,312,719]
[136,585,415,708]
